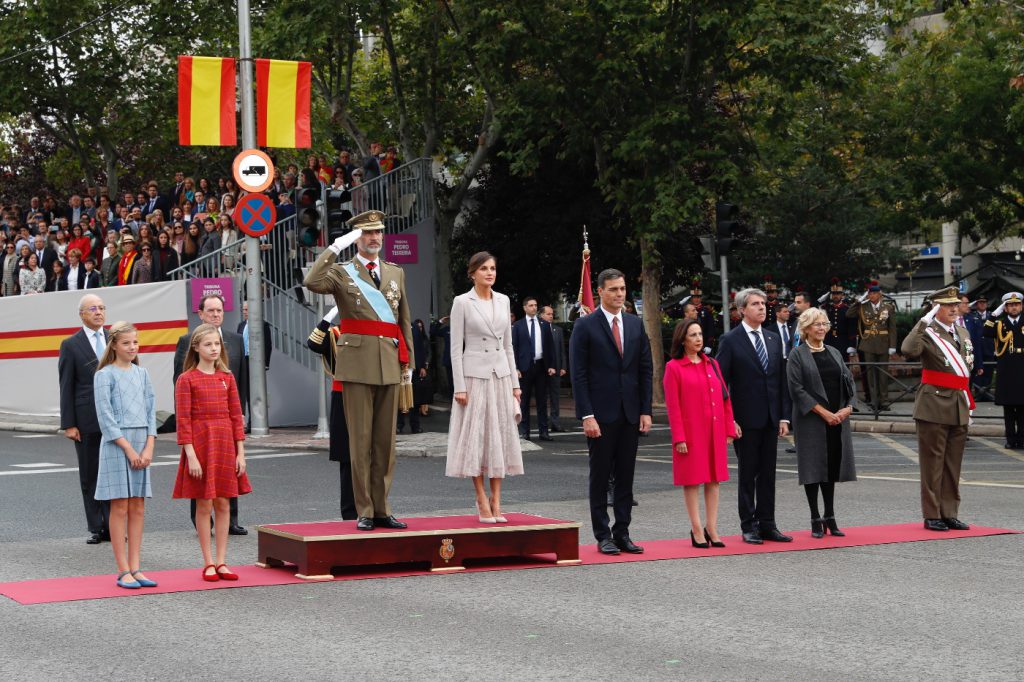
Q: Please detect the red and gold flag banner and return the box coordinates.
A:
[178,56,237,146]
[579,243,595,314]
[255,59,312,148]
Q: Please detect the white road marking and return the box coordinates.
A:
[971,436,1024,463]
[0,451,318,476]
[868,433,919,464]
[12,434,54,439]
[10,462,63,468]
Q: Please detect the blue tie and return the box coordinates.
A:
[751,330,769,373]
[529,318,536,362]
[242,323,250,356]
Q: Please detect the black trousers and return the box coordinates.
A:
[547,373,561,427]
[75,432,110,534]
[329,390,356,520]
[587,414,639,541]
[1003,405,1024,447]
[519,360,549,436]
[396,407,420,432]
[733,424,779,533]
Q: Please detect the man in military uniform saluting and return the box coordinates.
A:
[304,210,414,530]
[847,280,898,410]
[983,292,1024,449]
[901,286,973,532]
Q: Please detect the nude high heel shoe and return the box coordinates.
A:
[476,501,496,524]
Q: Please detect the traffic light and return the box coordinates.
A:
[698,235,718,271]
[325,188,353,242]
[294,186,323,247]
[716,202,742,256]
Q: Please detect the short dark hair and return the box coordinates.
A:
[774,302,788,313]
[669,319,703,359]
[597,268,625,289]
[794,292,810,304]
[523,296,538,307]
[466,251,495,278]
[198,293,225,312]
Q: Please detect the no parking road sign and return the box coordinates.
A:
[235,193,277,238]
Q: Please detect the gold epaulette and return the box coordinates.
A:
[309,328,326,343]
[984,320,995,327]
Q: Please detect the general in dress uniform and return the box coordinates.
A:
[982,292,1024,449]
[303,210,414,531]
[820,279,854,355]
[847,280,897,409]
[900,287,973,532]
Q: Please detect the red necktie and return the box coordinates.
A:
[366,262,380,288]
[612,316,623,356]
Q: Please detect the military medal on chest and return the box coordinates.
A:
[385,279,400,310]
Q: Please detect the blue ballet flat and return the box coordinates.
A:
[116,571,141,589]
[131,571,158,588]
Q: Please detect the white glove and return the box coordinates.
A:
[817,292,829,304]
[328,228,362,255]
[923,302,940,324]
[846,347,856,355]
[858,291,869,304]
[323,306,339,323]
[702,347,711,355]
[888,348,896,356]
[992,303,1006,317]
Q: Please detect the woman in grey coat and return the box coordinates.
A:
[787,307,858,538]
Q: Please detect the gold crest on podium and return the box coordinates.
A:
[439,538,455,563]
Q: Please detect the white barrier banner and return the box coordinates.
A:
[0,281,189,419]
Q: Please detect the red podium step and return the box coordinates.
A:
[255,513,582,580]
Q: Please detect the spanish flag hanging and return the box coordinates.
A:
[177,56,237,146]
[255,59,312,148]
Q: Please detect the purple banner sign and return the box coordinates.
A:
[385,234,418,264]
[189,277,235,311]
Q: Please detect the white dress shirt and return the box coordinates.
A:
[599,305,625,356]
[524,314,543,360]
[66,263,80,291]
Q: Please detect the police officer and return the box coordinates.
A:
[847,280,897,410]
[983,292,1024,448]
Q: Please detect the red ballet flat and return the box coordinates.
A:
[215,564,239,581]
[202,564,219,582]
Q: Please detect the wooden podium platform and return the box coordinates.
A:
[255,513,582,580]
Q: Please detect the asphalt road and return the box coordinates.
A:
[0,425,1022,680]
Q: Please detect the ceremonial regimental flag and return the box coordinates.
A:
[256,59,312,148]
[177,56,237,146]
[578,233,595,314]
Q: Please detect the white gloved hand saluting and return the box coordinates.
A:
[328,228,362,255]
[923,302,941,324]
[323,306,339,323]
[817,292,829,304]
[992,302,1006,317]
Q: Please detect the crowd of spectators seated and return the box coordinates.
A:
[0,143,403,297]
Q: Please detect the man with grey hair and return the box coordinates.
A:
[716,287,793,544]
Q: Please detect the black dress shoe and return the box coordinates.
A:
[597,539,620,555]
[741,531,763,545]
[614,537,644,553]
[539,434,554,441]
[373,515,408,529]
[99,530,111,542]
[411,427,423,434]
[228,524,248,536]
[785,446,796,453]
[356,517,375,531]
[811,517,825,539]
[924,518,949,531]
[759,528,793,542]
[943,517,969,530]
[86,533,102,545]
[631,498,639,507]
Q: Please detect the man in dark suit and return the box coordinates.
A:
[540,305,567,432]
[141,181,169,221]
[512,296,556,441]
[237,300,273,430]
[716,287,794,544]
[57,294,110,544]
[570,269,653,555]
[773,303,796,360]
[173,293,248,535]
[31,234,58,280]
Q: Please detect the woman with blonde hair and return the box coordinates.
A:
[787,307,858,538]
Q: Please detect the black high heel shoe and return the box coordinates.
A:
[811,517,825,539]
[823,516,845,537]
[690,531,710,549]
[703,528,725,548]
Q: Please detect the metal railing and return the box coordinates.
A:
[846,360,999,420]
[166,157,435,373]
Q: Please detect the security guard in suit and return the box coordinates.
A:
[901,286,973,532]
[846,280,898,409]
[304,210,414,530]
[982,292,1024,448]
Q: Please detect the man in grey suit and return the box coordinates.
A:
[173,293,248,535]
[540,306,567,431]
[58,293,111,544]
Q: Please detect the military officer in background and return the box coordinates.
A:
[967,295,995,401]
[763,277,780,326]
[818,278,854,355]
[983,292,1024,449]
[687,280,718,351]
[304,210,414,531]
[901,286,973,532]
[847,280,898,410]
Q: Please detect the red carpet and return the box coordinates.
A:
[0,522,1016,605]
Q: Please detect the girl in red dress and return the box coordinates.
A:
[173,323,251,581]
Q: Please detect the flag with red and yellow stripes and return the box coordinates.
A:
[178,56,237,146]
[0,320,188,361]
[255,59,312,148]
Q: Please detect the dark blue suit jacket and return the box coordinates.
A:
[570,310,653,424]
[715,323,792,429]
[58,328,108,434]
[512,316,555,373]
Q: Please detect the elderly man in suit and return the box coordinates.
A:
[716,287,793,544]
[58,294,111,544]
[570,268,653,555]
[173,293,248,535]
[304,210,414,531]
[539,305,567,432]
[902,286,975,531]
[512,296,556,441]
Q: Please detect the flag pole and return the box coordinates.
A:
[238,0,269,436]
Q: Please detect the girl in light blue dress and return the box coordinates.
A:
[94,321,158,589]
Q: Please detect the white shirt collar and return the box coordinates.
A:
[741,320,761,335]
[356,253,380,270]
[599,306,621,325]
[83,324,103,338]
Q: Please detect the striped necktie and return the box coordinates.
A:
[751,330,769,373]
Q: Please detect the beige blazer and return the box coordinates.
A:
[450,289,519,393]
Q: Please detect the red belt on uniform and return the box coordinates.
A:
[338,319,409,364]
[921,369,975,410]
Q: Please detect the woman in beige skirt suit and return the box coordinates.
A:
[446,252,524,522]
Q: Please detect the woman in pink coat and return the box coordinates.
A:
[663,319,738,548]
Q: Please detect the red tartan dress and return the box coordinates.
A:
[172,368,252,499]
